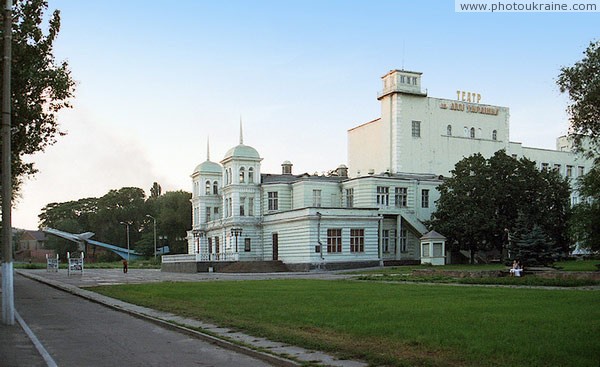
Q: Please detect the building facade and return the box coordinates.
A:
[183,69,592,270]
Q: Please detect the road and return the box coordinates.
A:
[14,273,274,367]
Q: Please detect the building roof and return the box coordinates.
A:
[262,173,345,185]
[420,230,446,241]
[224,144,260,160]
[193,160,222,175]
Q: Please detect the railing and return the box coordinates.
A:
[162,252,239,263]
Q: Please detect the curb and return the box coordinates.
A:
[16,270,301,367]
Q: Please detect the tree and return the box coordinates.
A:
[0,0,75,200]
[558,40,600,253]
[557,40,600,159]
[149,182,162,199]
[430,151,571,263]
[154,191,191,254]
[512,225,561,266]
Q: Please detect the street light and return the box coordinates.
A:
[230,227,243,252]
[146,214,157,259]
[119,221,130,262]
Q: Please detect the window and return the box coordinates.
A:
[433,243,443,257]
[399,229,407,252]
[350,229,364,253]
[268,192,278,211]
[554,164,562,172]
[421,189,429,208]
[470,127,475,138]
[345,188,354,208]
[578,166,585,176]
[492,130,497,141]
[464,127,469,137]
[248,167,254,183]
[422,243,430,257]
[213,181,218,195]
[395,187,407,207]
[215,236,220,253]
[239,167,245,183]
[541,163,549,171]
[205,181,211,195]
[327,229,342,253]
[447,124,452,136]
[193,207,199,225]
[313,189,322,207]
[382,230,390,253]
[205,207,211,222]
[411,121,421,138]
[228,199,232,217]
[377,186,389,206]
[227,168,232,184]
[566,165,573,177]
[248,198,254,216]
[244,238,251,252]
[213,207,219,220]
[240,197,245,216]
[207,237,213,254]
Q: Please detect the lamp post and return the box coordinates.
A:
[146,215,157,259]
[120,222,130,262]
[230,227,243,253]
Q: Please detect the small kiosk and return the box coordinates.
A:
[420,230,446,266]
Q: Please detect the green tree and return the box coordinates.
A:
[558,40,600,253]
[430,151,571,263]
[557,40,600,159]
[155,191,191,254]
[0,0,75,200]
[512,224,561,266]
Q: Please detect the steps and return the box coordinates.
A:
[219,261,290,273]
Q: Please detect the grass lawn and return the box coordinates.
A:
[91,280,600,367]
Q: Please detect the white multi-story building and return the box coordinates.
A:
[179,69,592,271]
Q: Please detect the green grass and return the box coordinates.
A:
[91,280,600,367]
[347,264,506,275]
[552,259,600,272]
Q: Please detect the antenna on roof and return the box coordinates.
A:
[402,40,405,70]
[239,116,244,145]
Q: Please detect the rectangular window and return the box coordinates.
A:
[553,164,561,172]
[350,229,364,253]
[345,188,354,208]
[421,189,429,208]
[433,243,443,257]
[207,237,213,253]
[268,192,278,211]
[395,187,407,207]
[248,198,254,216]
[239,197,245,216]
[541,163,549,171]
[205,207,211,222]
[422,243,430,257]
[327,229,342,253]
[566,165,573,177]
[377,186,389,206]
[244,238,251,252]
[313,189,322,207]
[412,120,421,138]
[214,207,219,220]
[399,229,407,252]
[382,230,390,253]
[215,236,220,253]
[578,166,585,177]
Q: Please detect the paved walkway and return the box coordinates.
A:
[4,269,366,367]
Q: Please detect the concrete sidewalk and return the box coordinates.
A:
[10,269,367,367]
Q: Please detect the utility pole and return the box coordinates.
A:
[1,0,14,325]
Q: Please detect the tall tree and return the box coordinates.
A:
[557,40,600,159]
[558,40,600,253]
[430,151,571,263]
[154,190,191,254]
[0,0,75,200]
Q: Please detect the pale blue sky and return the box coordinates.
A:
[14,0,599,229]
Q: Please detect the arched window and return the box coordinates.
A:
[248,167,254,183]
[464,127,469,137]
[213,181,218,194]
[447,124,452,136]
[492,130,497,141]
[239,167,245,183]
[470,127,475,139]
[205,181,211,195]
[227,168,232,184]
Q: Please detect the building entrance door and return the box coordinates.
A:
[272,233,278,261]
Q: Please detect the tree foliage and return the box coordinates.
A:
[557,40,600,159]
[0,0,75,199]
[430,151,571,263]
[569,164,600,252]
[39,185,192,258]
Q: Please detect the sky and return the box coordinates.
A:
[12,0,599,229]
